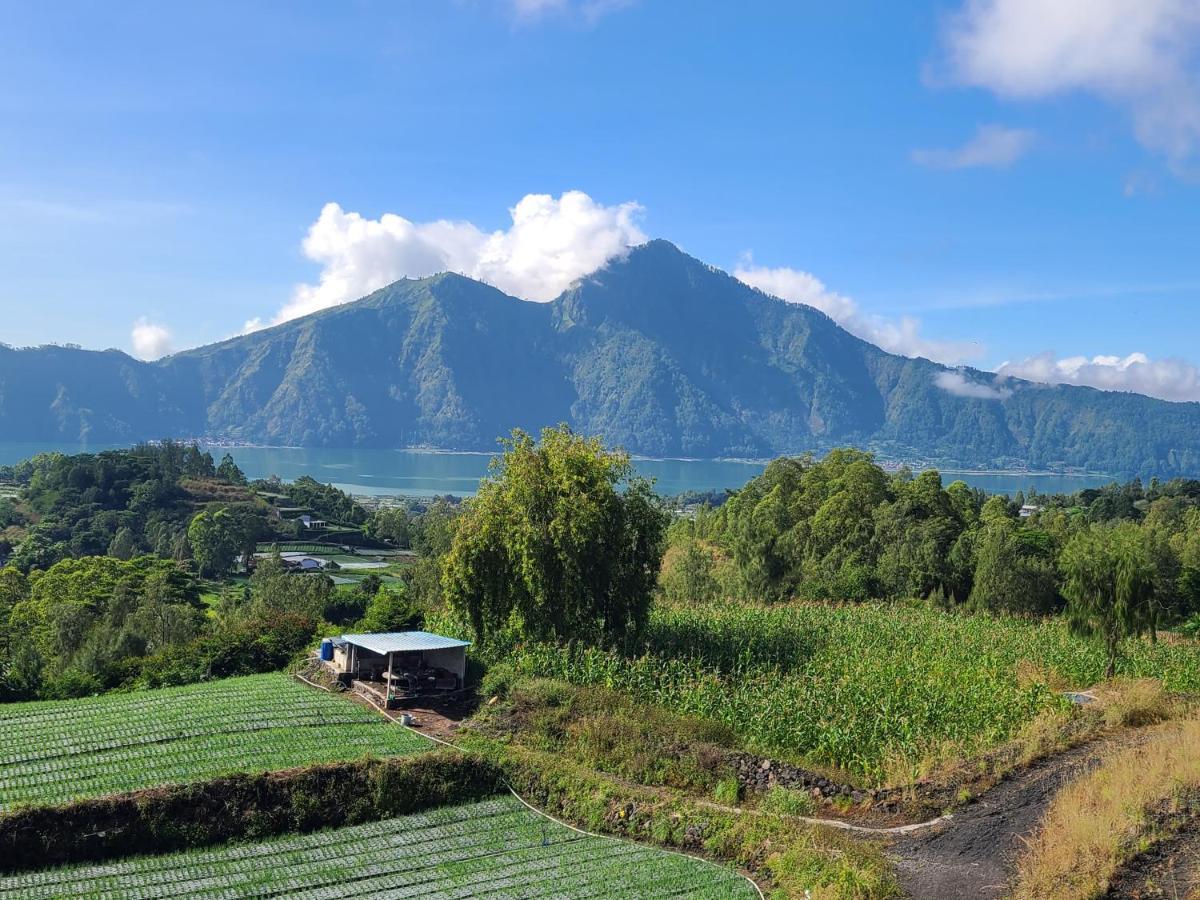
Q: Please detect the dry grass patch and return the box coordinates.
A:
[1013,717,1200,900]
[1094,676,1179,728]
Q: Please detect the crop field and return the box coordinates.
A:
[0,673,428,809]
[0,795,757,898]
[488,602,1200,782]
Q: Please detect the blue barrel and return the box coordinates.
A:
[319,638,334,661]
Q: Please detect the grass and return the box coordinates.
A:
[0,795,759,899]
[0,673,429,809]
[1013,717,1200,899]
[452,601,1200,783]
[501,745,899,899]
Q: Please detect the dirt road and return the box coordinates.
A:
[889,739,1125,900]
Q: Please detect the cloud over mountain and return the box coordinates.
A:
[733,263,983,365]
[265,191,646,327]
[998,350,1200,401]
[130,319,173,360]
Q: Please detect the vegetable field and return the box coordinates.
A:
[0,796,757,898]
[480,601,1200,782]
[0,673,428,809]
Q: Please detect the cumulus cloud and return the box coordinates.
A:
[912,123,1035,169]
[733,263,983,365]
[941,0,1200,165]
[130,318,173,360]
[270,191,645,325]
[934,369,1012,400]
[997,350,1200,402]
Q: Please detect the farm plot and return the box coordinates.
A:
[0,795,757,898]
[482,601,1200,783]
[0,673,428,809]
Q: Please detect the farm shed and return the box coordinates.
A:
[330,631,471,709]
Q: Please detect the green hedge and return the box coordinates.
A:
[0,750,501,874]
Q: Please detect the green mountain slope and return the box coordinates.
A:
[2,241,1198,477]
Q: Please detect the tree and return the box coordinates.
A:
[660,539,722,605]
[442,426,668,645]
[107,526,139,560]
[967,520,1059,615]
[187,508,243,578]
[216,454,247,485]
[1060,522,1158,678]
[359,586,422,633]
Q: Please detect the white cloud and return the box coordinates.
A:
[912,123,1035,169]
[130,318,173,360]
[997,350,1200,401]
[511,0,635,22]
[934,369,1012,400]
[271,191,645,325]
[733,263,983,365]
[941,0,1200,165]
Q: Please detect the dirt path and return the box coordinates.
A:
[889,737,1138,900]
[1104,820,1200,899]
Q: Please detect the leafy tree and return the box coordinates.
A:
[442,426,667,645]
[358,587,422,633]
[216,453,247,485]
[187,508,244,578]
[967,520,1059,615]
[1060,522,1158,678]
[248,550,333,619]
[660,539,723,605]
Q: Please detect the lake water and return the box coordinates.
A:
[0,440,1119,498]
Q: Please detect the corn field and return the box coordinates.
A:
[0,796,756,899]
[494,602,1200,783]
[0,673,429,809]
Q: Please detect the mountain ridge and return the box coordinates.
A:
[2,240,1198,478]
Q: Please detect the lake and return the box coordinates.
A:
[0,440,1119,498]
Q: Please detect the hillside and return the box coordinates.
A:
[3,240,1200,477]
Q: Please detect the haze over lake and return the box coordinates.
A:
[0,442,1117,498]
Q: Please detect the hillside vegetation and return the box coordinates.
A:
[4,242,1200,476]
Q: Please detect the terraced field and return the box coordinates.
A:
[0,673,429,809]
[0,796,757,898]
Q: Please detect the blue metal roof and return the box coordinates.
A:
[340,631,471,654]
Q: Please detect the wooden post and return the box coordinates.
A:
[385,651,394,707]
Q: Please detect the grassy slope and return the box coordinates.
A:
[0,673,429,809]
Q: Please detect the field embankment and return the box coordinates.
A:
[0,750,497,874]
[0,673,429,810]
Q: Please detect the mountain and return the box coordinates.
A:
[3,240,1200,478]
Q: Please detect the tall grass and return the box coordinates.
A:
[441,602,1200,783]
[1013,717,1200,899]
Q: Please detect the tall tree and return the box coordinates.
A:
[442,426,667,645]
[1060,522,1158,678]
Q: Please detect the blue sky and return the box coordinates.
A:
[2,0,1199,399]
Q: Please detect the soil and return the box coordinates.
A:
[1104,816,1200,899]
[889,736,1142,900]
[382,694,478,743]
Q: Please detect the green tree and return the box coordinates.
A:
[359,586,422,633]
[187,508,243,578]
[216,453,248,485]
[1060,522,1158,678]
[660,539,722,605]
[442,426,667,645]
[967,520,1059,615]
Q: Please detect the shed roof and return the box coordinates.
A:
[340,631,471,654]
